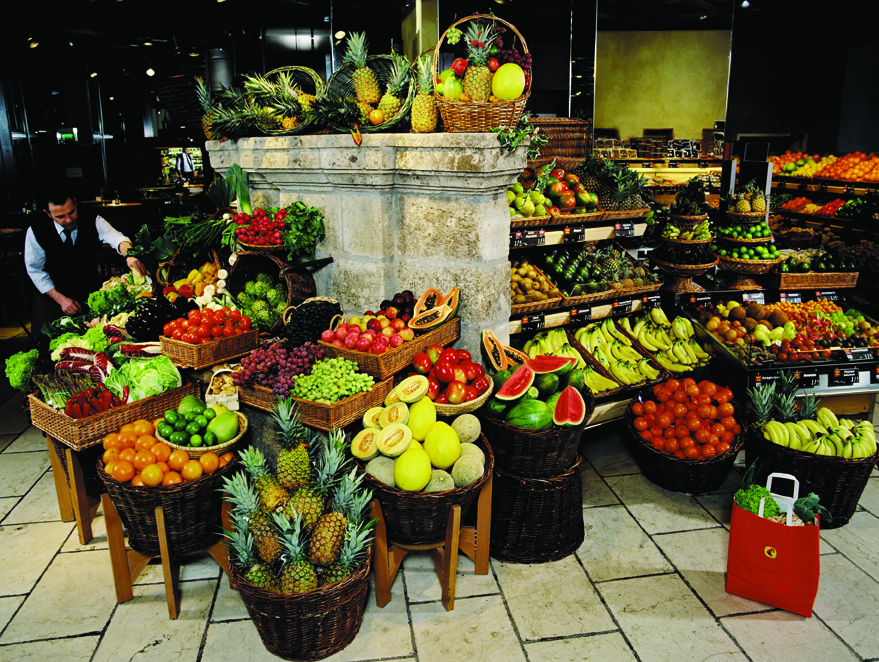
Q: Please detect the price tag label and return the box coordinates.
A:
[521,311,546,332]
[563,226,585,243]
[742,292,765,304]
[689,293,714,307]
[815,290,839,302]
[641,294,662,310]
[698,161,708,168]
[752,373,782,388]
[615,221,635,237]
[819,183,828,192]
[828,367,859,387]
[868,188,879,197]
[522,229,545,247]
[669,162,680,169]
[612,299,633,316]
[780,291,802,304]
[799,181,808,190]
[845,348,874,362]
[845,185,856,194]
[776,181,787,190]
[510,230,523,248]
[643,162,652,169]
[570,306,592,324]
[797,371,820,388]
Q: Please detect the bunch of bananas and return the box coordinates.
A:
[662,220,711,241]
[574,319,661,386]
[762,408,877,459]
[523,328,618,393]
[625,308,710,373]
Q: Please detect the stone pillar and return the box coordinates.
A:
[206,134,526,359]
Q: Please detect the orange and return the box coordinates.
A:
[136,435,157,451]
[162,471,183,486]
[140,464,164,486]
[181,460,203,482]
[156,461,171,474]
[219,452,234,468]
[168,450,190,472]
[132,419,155,437]
[102,448,120,465]
[199,452,219,474]
[103,433,120,450]
[118,447,137,464]
[103,461,116,476]
[133,449,157,471]
[152,417,165,431]
[151,442,172,463]
[120,423,136,433]
[117,431,138,450]
[130,474,145,487]
[112,460,135,482]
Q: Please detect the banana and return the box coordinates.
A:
[604,319,632,346]
[783,422,806,450]
[637,359,660,380]
[672,318,689,341]
[856,421,876,440]
[688,339,710,359]
[608,360,632,385]
[638,328,660,352]
[681,317,695,338]
[799,419,827,438]
[672,341,694,365]
[841,441,854,459]
[632,320,647,337]
[817,407,839,429]
[619,317,633,334]
[650,307,671,327]
[839,418,855,430]
[815,442,835,456]
[763,421,786,446]
[794,421,815,443]
[574,326,587,345]
[655,353,690,373]
[551,328,566,352]
[823,433,844,456]
[593,345,611,370]
[645,329,669,351]
[527,343,539,360]
[621,361,644,384]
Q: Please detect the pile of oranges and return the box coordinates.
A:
[630,378,740,461]
[101,418,233,487]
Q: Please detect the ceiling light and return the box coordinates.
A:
[741,0,750,5]
[109,96,114,100]
[699,14,707,19]
[189,51,199,57]
[143,41,153,46]
[90,72,98,77]
[28,41,39,49]
[146,67,155,76]
[334,31,346,39]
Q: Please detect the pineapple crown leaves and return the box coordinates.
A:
[220,471,260,517]
[747,380,776,426]
[798,392,819,420]
[336,517,377,571]
[414,53,435,95]
[272,511,309,563]
[223,516,259,570]
[330,469,373,522]
[343,32,370,69]
[272,396,306,451]
[463,20,498,65]
[305,96,363,132]
[774,390,798,423]
[194,76,212,112]
[777,369,800,399]
[239,446,271,480]
[385,52,411,96]
[313,428,351,494]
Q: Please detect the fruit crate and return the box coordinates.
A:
[767,271,858,290]
[318,317,460,381]
[238,375,395,431]
[160,329,259,370]
[528,117,590,160]
[28,382,200,451]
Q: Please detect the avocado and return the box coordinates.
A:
[177,394,206,417]
[206,411,240,443]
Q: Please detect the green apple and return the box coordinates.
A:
[505,190,516,204]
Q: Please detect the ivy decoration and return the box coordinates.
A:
[492,116,548,161]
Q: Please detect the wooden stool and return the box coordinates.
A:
[372,472,492,612]
[102,494,234,619]
[47,435,101,545]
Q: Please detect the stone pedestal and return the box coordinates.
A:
[207,133,525,358]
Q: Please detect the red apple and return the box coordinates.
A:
[381,326,395,337]
[399,328,414,342]
[321,329,336,342]
[389,333,404,348]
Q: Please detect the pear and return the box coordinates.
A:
[511,182,524,195]
[520,199,536,217]
[534,204,547,216]
[505,190,516,204]
[513,195,528,210]
[529,190,543,205]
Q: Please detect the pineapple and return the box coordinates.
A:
[273,513,318,594]
[240,447,288,512]
[748,380,776,428]
[308,469,370,567]
[798,392,818,421]
[305,96,363,136]
[775,390,798,424]
[410,53,437,133]
[272,398,311,491]
[346,97,374,124]
[344,32,381,104]
[194,76,214,139]
[225,512,280,592]
[752,191,767,213]
[735,193,752,213]
[599,246,622,273]
[320,517,375,587]
[377,52,410,120]
[462,21,497,102]
[221,472,283,564]
[283,429,349,529]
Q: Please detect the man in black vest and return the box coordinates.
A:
[24,190,147,335]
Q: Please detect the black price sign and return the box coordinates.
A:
[819,183,829,192]
[797,371,820,388]
[642,294,662,310]
[845,348,874,362]
[523,229,545,247]
[521,311,546,332]
[780,292,803,304]
[615,221,635,237]
[828,367,859,387]
[751,373,782,388]
[563,226,586,243]
[612,298,633,316]
[815,290,839,302]
[742,292,765,305]
[669,162,680,169]
[845,185,856,194]
[510,230,523,248]
[642,162,652,169]
[799,181,808,190]
[689,293,714,307]
[776,181,787,190]
[871,365,879,384]
[570,306,592,324]
[868,188,879,197]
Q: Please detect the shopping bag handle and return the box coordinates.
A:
[759,472,799,526]
[766,472,799,502]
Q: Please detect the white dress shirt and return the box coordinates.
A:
[24,216,130,294]
[176,152,194,173]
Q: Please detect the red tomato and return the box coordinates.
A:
[239,316,251,330]
[453,366,468,383]
[435,393,450,404]
[459,361,482,381]
[172,328,184,341]
[462,385,480,402]
[230,310,242,322]
[188,309,202,324]
[471,374,491,395]
[440,348,459,364]
[425,344,443,365]
[223,326,235,337]
[196,324,212,339]
[456,349,472,362]
[434,362,456,383]
[413,352,432,375]
[181,331,199,344]
[163,322,177,336]
[445,381,466,404]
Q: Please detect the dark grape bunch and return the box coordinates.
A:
[497,48,533,70]
[232,341,325,398]
[283,299,343,349]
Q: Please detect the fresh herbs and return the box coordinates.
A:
[794,493,832,524]
[282,202,326,261]
[163,210,230,259]
[492,117,548,160]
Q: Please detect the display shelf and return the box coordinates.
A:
[509,223,646,249]
[774,176,879,197]
[509,296,650,334]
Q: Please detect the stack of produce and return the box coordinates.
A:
[778,250,857,274]
[669,177,708,218]
[155,393,241,449]
[734,473,829,526]
[519,328,618,394]
[233,272,288,331]
[505,164,600,217]
[714,220,772,241]
[569,154,650,213]
[721,179,769,216]
[232,342,325,399]
[232,203,325,261]
[160,260,228,305]
[289,357,374,405]
[814,152,870,180]
[572,319,661,386]
[282,299,343,349]
[510,257,563,305]
[162,307,253,345]
[410,346,492,405]
[663,219,711,242]
[319,289,421,355]
[541,245,658,298]
[834,198,879,221]
[770,152,826,177]
[624,308,711,373]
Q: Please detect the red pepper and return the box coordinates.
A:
[65,400,82,418]
[100,390,113,411]
[81,402,91,417]
[122,386,130,404]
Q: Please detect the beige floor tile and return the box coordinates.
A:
[0,635,99,662]
[581,463,619,508]
[210,575,250,622]
[3,472,62,524]
[819,537,837,555]
[721,610,859,661]
[60,509,108,552]
[858,476,879,515]
[605,474,719,534]
[0,497,18,521]
[202,619,342,662]
[600,574,746,662]
[820,510,879,582]
[0,452,50,497]
[493,555,614,640]
[133,552,222,585]
[525,632,636,662]
[0,521,73,595]
[577,505,673,582]
[0,594,25,631]
[653,528,767,617]
[812,552,879,658]
[4,427,47,453]
[0,434,18,453]
[403,548,498,603]
[695,492,734,528]
[410,594,526,662]
[581,423,640,477]
[91,579,214,662]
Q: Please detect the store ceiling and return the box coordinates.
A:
[598,0,736,30]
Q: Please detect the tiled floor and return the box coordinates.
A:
[1,364,878,661]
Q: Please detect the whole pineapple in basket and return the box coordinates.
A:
[309,469,371,567]
[735,193,752,213]
[411,53,437,133]
[194,76,215,140]
[462,21,497,102]
[283,428,349,530]
[320,516,375,587]
[240,447,289,512]
[225,511,280,592]
[378,52,410,120]
[344,32,381,104]
[273,512,318,594]
[798,392,819,421]
[221,472,283,565]
[272,397,311,491]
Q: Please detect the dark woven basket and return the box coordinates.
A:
[52,439,107,498]
[97,457,239,557]
[489,457,584,564]
[232,558,370,661]
[744,432,879,529]
[477,390,594,478]
[358,436,493,546]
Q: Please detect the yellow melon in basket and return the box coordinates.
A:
[423,422,461,471]
[393,446,432,491]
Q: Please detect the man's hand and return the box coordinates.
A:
[59,295,82,316]
[126,256,147,277]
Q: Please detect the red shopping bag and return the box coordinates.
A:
[725,473,820,617]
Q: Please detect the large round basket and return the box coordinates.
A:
[156,411,248,459]
[97,456,238,557]
[717,255,782,275]
[433,14,531,132]
[726,210,769,224]
[489,457,585,564]
[651,256,718,293]
[358,436,493,546]
[232,557,370,661]
[624,390,745,494]
[227,251,316,334]
[663,235,713,247]
[322,55,415,133]
[669,213,709,226]
[719,235,773,244]
[258,66,325,136]
[476,388,594,478]
[745,431,879,529]
[51,440,107,498]
[433,381,493,416]
[156,248,223,290]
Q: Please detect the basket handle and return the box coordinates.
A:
[433,14,531,95]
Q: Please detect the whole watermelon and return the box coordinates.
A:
[505,399,553,430]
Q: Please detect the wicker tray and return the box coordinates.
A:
[232,557,369,661]
[745,431,879,529]
[719,235,773,244]
[670,213,709,226]
[726,210,769,224]
[98,455,238,557]
[529,117,590,160]
[510,297,563,316]
[560,288,618,307]
[489,457,585,564]
[158,411,248,459]
[258,66,326,136]
[663,236,713,246]
[604,208,649,221]
[717,255,782,275]
[358,436,493,546]
[29,382,200,452]
[510,215,552,228]
[434,381,494,416]
[156,248,223,290]
[319,317,461,381]
[239,375,394,431]
[767,271,859,290]
[433,15,530,132]
[552,209,605,224]
[161,329,259,370]
[651,257,718,277]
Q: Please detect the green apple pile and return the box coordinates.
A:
[506,182,549,218]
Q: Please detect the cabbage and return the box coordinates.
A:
[104,356,182,402]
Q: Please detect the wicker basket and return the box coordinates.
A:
[258,66,326,136]
[550,209,605,224]
[489,457,585,564]
[719,235,773,244]
[156,249,223,291]
[717,255,782,275]
[433,15,530,132]
[29,383,200,452]
[232,557,370,661]
[98,455,238,557]
[158,412,248,459]
[510,296,563,316]
[726,210,769,224]
[319,317,461,381]
[358,436,493,546]
[745,432,879,529]
[669,213,709,226]
[560,287,619,307]
[433,380,493,416]
[239,375,394,431]
[227,251,316,335]
[528,117,590,160]
[767,271,859,290]
[51,439,107,498]
[510,214,553,228]
[160,330,259,370]
[604,208,649,221]
[663,236,713,247]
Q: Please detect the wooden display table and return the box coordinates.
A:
[47,436,101,545]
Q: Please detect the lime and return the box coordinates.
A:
[204,430,217,445]
[184,412,196,422]
[157,422,174,439]
[193,404,206,415]
[203,409,216,421]
[189,434,204,448]
[194,415,208,429]
[170,431,188,445]
[164,410,179,425]
[185,421,202,435]
[173,418,188,431]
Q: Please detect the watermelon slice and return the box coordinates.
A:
[527,355,577,375]
[495,363,536,401]
[553,386,587,427]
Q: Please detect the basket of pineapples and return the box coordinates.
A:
[221,400,375,662]
[433,14,531,132]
